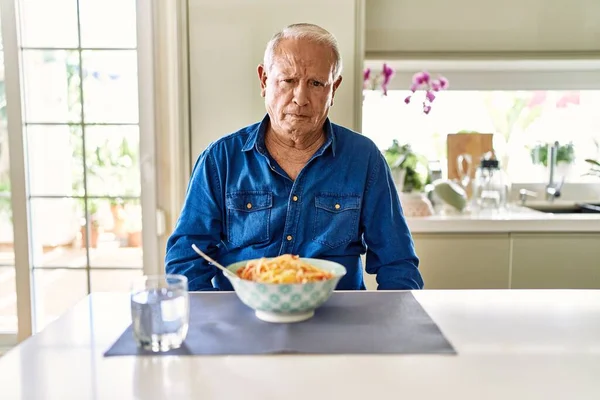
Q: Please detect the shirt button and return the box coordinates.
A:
[246,203,252,209]
[334,204,341,210]
[292,195,298,202]
[286,235,293,241]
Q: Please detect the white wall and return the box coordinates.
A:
[187,0,363,160]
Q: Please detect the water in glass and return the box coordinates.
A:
[131,274,189,352]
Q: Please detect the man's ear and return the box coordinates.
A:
[330,76,343,106]
[257,64,267,97]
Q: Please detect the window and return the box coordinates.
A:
[362,60,600,184]
[362,89,600,183]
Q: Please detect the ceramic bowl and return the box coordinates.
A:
[224,258,346,323]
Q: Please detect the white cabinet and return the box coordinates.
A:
[366,0,600,54]
[402,232,600,290]
[187,0,363,159]
[510,233,600,289]
[413,234,510,289]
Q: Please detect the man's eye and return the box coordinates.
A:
[283,79,294,83]
[312,81,324,87]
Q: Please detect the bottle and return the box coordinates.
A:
[471,152,510,211]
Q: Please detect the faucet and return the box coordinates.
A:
[545,141,564,202]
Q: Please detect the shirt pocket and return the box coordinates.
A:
[312,194,361,249]
[225,191,272,247]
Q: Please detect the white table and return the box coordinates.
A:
[1,290,599,400]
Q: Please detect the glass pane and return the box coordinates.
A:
[88,198,143,268]
[90,269,143,292]
[22,50,81,123]
[19,0,79,48]
[27,125,84,196]
[85,125,140,197]
[33,269,88,332]
[79,0,137,48]
[30,198,86,268]
[81,50,139,123]
[0,268,17,333]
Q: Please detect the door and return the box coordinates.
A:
[0,0,160,341]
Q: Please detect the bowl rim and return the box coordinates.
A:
[224,257,347,287]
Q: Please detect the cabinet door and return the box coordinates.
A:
[511,233,600,289]
[367,0,600,53]
[187,0,363,160]
[411,234,510,289]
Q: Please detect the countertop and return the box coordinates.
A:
[407,203,600,233]
[0,290,599,400]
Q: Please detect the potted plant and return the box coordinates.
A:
[124,203,142,248]
[109,198,128,243]
[584,158,600,178]
[383,141,433,217]
[529,141,575,181]
[530,142,575,167]
[384,140,430,192]
[80,200,101,248]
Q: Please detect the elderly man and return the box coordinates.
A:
[165,23,423,291]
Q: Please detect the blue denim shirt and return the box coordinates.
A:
[165,115,423,291]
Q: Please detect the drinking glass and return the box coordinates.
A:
[130,274,189,352]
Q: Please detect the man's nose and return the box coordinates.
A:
[292,84,309,107]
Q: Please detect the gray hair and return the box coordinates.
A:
[263,23,343,81]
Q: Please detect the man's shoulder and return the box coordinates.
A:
[331,122,379,153]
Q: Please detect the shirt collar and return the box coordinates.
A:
[242,114,337,157]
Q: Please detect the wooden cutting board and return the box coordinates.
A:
[447,133,494,197]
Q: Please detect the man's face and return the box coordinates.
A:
[258,38,342,139]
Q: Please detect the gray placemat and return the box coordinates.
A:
[104,291,455,356]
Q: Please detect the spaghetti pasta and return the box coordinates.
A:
[236,254,334,284]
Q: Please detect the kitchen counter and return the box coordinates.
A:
[407,204,600,233]
[0,290,599,399]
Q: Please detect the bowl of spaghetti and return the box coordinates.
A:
[225,254,346,323]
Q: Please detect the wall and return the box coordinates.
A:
[187,0,364,161]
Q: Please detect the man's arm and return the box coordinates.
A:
[165,149,224,291]
[361,151,424,290]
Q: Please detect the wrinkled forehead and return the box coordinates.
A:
[271,39,335,80]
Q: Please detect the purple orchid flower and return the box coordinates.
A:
[438,76,449,89]
[381,63,395,95]
[382,63,395,85]
[362,64,395,95]
[412,71,430,85]
[405,70,449,114]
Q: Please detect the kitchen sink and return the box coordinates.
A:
[525,202,600,214]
